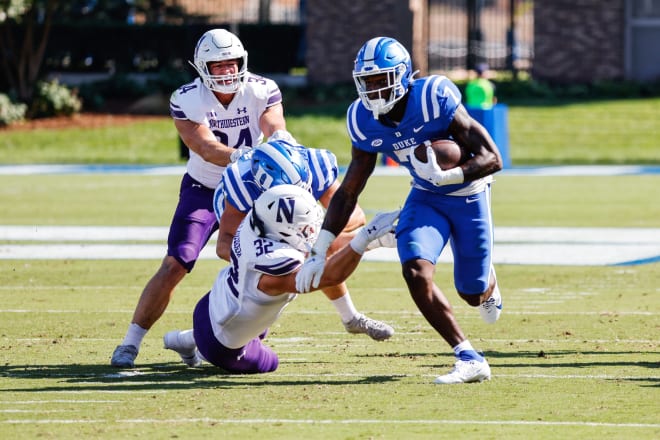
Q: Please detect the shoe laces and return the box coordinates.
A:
[481,296,497,310]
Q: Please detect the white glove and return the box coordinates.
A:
[268,129,300,146]
[230,145,252,163]
[295,229,336,293]
[409,144,464,186]
[350,209,400,254]
[365,231,397,252]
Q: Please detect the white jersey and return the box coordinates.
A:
[169,74,283,189]
[207,216,302,348]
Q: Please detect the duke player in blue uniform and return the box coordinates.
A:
[297,37,504,384]
[212,140,394,341]
[111,29,298,368]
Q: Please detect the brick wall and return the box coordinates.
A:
[305,0,417,85]
[533,0,625,83]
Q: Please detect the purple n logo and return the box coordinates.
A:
[276,198,295,223]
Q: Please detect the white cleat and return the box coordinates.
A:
[163,330,202,367]
[434,359,491,384]
[479,288,503,324]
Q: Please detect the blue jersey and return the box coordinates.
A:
[348,75,494,290]
[347,75,472,196]
[214,147,338,219]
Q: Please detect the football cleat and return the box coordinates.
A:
[479,288,503,324]
[163,330,202,367]
[434,359,491,384]
[343,313,394,341]
[110,344,138,368]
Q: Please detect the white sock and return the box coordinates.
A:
[121,323,148,349]
[491,282,501,302]
[490,265,501,302]
[452,340,475,357]
[331,293,359,323]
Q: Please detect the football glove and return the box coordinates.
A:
[230,145,252,163]
[295,229,336,293]
[409,144,464,186]
[268,129,300,146]
[350,209,400,254]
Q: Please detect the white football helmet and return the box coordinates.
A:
[190,29,248,93]
[251,185,324,253]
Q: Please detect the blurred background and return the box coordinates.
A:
[1,0,659,121]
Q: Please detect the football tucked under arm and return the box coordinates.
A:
[410,139,468,186]
[412,139,469,170]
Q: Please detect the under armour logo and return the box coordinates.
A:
[237,349,247,361]
[367,226,377,234]
[237,107,247,114]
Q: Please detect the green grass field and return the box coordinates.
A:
[1,173,659,439]
[0,97,658,438]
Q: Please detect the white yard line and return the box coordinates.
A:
[1,225,658,265]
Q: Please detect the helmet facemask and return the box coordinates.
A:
[354,64,408,119]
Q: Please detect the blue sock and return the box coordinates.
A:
[453,340,484,362]
[457,350,484,362]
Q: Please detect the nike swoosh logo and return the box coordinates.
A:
[413,126,424,133]
[466,197,480,204]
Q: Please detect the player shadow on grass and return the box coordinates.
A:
[466,350,660,388]
[0,363,402,393]
[358,350,660,388]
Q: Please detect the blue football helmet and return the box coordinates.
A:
[251,140,312,191]
[353,37,413,119]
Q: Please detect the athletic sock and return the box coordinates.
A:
[452,340,484,362]
[331,293,359,323]
[121,323,148,349]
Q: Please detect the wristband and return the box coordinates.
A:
[349,227,369,255]
[312,229,335,256]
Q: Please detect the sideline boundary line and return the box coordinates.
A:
[1,225,658,265]
[1,164,659,176]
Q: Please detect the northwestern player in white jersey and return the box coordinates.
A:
[212,140,394,341]
[296,37,504,384]
[111,28,298,368]
[162,185,400,373]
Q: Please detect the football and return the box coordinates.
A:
[413,139,468,170]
